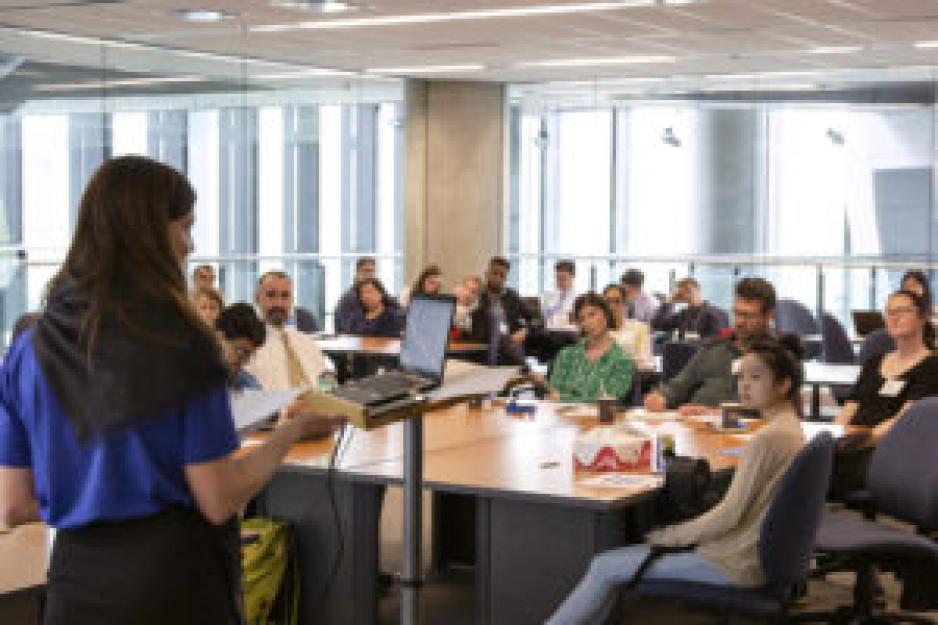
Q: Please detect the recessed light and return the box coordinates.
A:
[914,41,938,49]
[366,64,485,75]
[807,46,863,55]
[252,1,655,33]
[174,9,237,23]
[272,0,356,13]
[516,55,676,68]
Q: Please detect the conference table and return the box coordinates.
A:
[253,401,830,625]
[803,361,862,418]
[316,334,488,357]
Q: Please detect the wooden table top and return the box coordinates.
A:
[0,523,49,595]
[267,400,860,508]
[315,334,486,355]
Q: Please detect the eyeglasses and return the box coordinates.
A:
[885,306,917,318]
[264,290,291,298]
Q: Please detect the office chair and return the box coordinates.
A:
[624,433,835,624]
[661,341,699,381]
[857,329,895,367]
[777,299,822,359]
[820,313,856,404]
[776,299,820,336]
[800,398,938,624]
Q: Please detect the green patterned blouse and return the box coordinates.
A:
[548,339,634,403]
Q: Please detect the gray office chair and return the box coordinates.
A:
[625,433,835,624]
[801,399,938,624]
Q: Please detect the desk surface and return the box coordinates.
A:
[0,523,49,595]
[273,401,818,508]
[316,335,486,355]
[803,361,862,386]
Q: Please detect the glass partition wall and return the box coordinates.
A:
[507,85,938,331]
[0,37,404,346]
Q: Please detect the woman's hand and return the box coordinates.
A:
[280,400,345,439]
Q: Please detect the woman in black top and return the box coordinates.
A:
[832,289,938,496]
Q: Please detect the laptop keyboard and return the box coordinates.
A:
[331,370,434,407]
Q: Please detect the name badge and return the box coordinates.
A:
[730,358,742,375]
[879,379,906,397]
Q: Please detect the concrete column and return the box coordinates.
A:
[403,80,506,287]
[695,108,766,254]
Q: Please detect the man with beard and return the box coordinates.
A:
[246,271,331,390]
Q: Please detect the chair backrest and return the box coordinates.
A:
[868,397,938,532]
[819,313,855,364]
[857,328,895,366]
[662,341,699,381]
[776,299,819,336]
[758,432,834,594]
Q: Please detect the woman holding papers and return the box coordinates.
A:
[547,335,806,625]
[0,156,332,625]
[548,293,634,403]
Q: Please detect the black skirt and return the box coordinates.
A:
[45,507,241,625]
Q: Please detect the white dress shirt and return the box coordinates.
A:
[542,288,577,330]
[246,325,332,391]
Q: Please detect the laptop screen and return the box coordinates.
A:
[399,295,456,380]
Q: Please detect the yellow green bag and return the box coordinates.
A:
[241,518,298,625]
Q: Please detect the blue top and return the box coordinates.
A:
[345,303,405,337]
[0,333,239,530]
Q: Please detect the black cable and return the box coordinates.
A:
[317,422,350,606]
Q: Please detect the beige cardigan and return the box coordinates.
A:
[647,411,805,586]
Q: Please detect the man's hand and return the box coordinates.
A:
[643,391,667,412]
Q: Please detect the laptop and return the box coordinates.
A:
[328,294,456,415]
[852,310,885,337]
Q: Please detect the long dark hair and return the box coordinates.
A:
[412,264,442,297]
[744,333,805,416]
[356,277,394,309]
[901,270,932,308]
[890,289,936,350]
[48,155,206,352]
[34,156,226,439]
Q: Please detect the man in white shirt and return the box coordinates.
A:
[246,271,331,390]
[542,260,577,330]
[621,268,659,324]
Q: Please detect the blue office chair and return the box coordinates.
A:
[802,399,938,624]
[857,328,895,367]
[627,433,835,624]
[777,299,820,336]
[820,313,855,364]
[777,299,822,359]
[661,341,699,381]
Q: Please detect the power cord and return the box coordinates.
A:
[317,422,352,606]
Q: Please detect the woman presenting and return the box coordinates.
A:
[0,155,331,624]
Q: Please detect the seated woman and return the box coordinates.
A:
[548,293,633,403]
[192,286,223,327]
[346,278,405,337]
[399,264,443,308]
[215,303,266,391]
[602,284,652,369]
[832,289,938,496]
[546,335,806,625]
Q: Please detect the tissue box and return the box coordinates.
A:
[573,426,653,472]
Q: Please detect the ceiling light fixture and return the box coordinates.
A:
[807,45,863,55]
[174,9,236,23]
[914,41,938,49]
[366,64,485,75]
[251,1,656,33]
[273,0,356,12]
[516,55,676,68]
[34,75,206,92]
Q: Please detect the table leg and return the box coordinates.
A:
[402,414,424,625]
